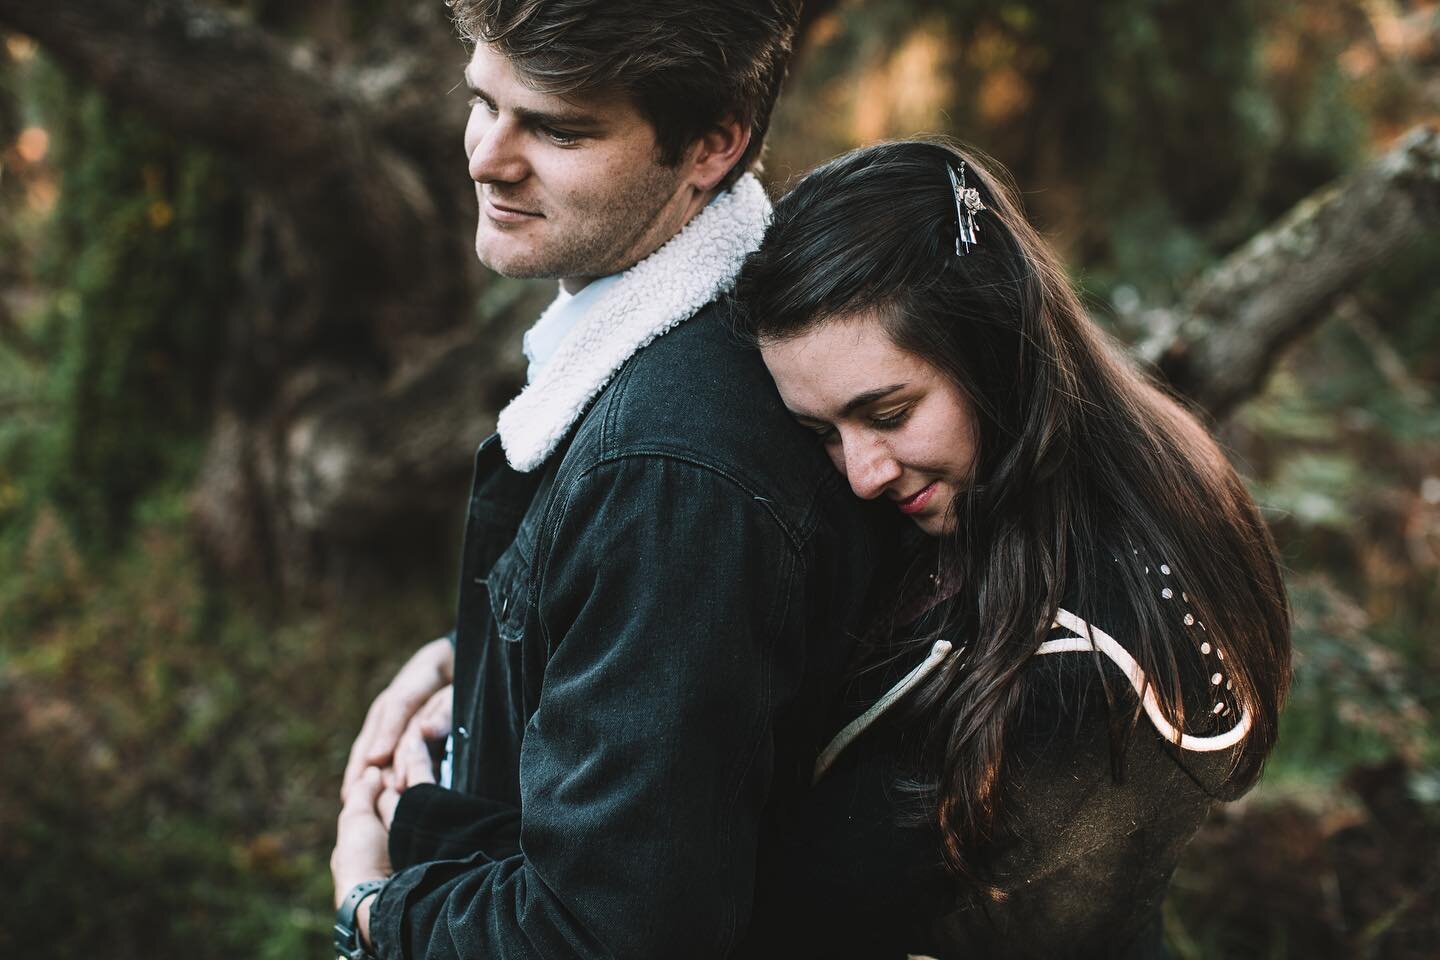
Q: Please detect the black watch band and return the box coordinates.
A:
[334,878,387,960]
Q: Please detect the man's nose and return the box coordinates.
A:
[842,439,902,500]
[468,120,527,184]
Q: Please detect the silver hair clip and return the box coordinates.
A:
[946,160,986,255]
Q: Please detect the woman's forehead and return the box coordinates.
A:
[759,318,934,417]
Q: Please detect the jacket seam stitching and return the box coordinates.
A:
[593,450,810,553]
[534,452,807,653]
[716,539,794,954]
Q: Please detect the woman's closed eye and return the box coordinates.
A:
[870,406,912,429]
[799,408,909,443]
[808,423,838,443]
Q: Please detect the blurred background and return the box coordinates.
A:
[1,1,1437,957]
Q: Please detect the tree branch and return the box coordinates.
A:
[1148,124,1440,419]
[0,0,441,291]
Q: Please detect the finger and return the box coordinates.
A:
[392,721,435,792]
[344,640,453,796]
[362,685,435,768]
[342,766,385,819]
[378,788,401,831]
[377,679,449,782]
[409,754,437,786]
[416,686,453,740]
[342,718,375,798]
[342,697,386,798]
[356,639,453,772]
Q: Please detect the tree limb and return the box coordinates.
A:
[1148,124,1440,419]
[0,0,441,291]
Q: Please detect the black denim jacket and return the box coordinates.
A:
[370,301,889,959]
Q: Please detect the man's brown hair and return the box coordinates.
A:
[450,0,803,189]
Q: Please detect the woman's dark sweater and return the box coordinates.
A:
[739,561,1254,960]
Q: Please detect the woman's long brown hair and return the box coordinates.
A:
[732,140,1291,882]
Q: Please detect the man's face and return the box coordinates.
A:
[463,43,700,289]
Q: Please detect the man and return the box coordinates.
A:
[330,2,885,956]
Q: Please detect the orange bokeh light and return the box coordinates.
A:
[16,127,49,165]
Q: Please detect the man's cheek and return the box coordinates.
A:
[463,112,485,161]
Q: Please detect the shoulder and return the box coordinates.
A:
[1013,549,1249,795]
[1043,551,1237,726]
[561,299,864,542]
[592,300,809,472]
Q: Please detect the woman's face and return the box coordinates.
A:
[760,312,978,536]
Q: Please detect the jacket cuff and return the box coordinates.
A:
[389,784,522,869]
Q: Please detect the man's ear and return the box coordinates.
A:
[685,115,752,192]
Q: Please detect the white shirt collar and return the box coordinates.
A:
[522,274,621,384]
[497,174,772,472]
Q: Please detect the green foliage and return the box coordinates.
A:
[1169,299,1440,953]
[776,0,1369,305]
[1237,301,1440,760]
[16,62,239,547]
[0,494,451,959]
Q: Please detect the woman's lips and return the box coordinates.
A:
[896,481,938,515]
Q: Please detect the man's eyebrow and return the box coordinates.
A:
[791,383,909,424]
[462,76,605,129]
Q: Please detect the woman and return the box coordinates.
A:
[730,141,1291,959]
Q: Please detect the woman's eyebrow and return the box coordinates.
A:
[838,383,907,417]
[785,383,909,425]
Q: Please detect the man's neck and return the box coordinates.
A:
[558,185,721,296]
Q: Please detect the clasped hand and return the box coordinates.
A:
[342,636,456,801]
[332,637,456,923]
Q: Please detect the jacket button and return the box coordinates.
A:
[457,726,469,739]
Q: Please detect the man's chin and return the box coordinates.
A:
[474,239,557,281]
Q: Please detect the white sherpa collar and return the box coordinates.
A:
[496,173,772,472]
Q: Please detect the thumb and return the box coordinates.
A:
[365,707,411,766]
[344,766,385,814]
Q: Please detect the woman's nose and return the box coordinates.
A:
[842,440,902,500]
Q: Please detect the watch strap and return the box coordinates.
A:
[334,878,387,960]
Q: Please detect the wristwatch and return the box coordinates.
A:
[334,878,387,960]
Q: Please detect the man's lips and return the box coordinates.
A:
[484,196,543,222]
[895,481,938,515]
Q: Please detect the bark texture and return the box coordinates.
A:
[0,0,511,589]
[1145,125,1440,419]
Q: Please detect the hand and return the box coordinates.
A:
[331,767,392,909]
[377,783,403,832]
[386,684,450,793]
[342,637,454,800]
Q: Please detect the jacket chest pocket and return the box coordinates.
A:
[486,543,531,644]
[481,542,535,744]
